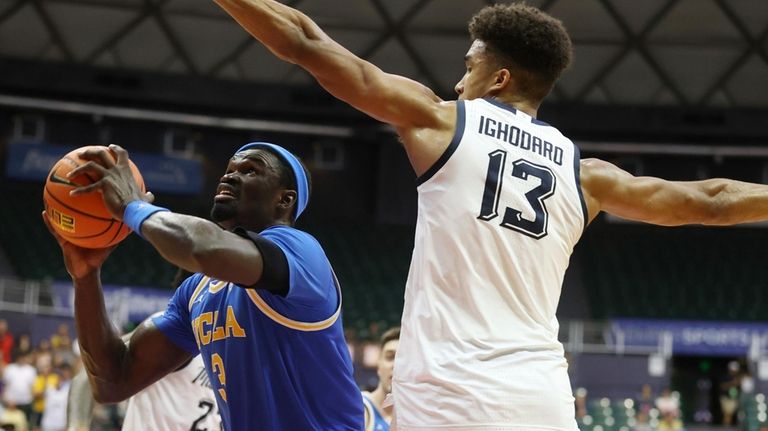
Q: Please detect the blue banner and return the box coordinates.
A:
[6,141,203,195]
[52,281,172,330]
[611,319,768,356]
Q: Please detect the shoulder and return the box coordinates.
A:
[580,157,613,171]
[398,100,462,177]
[259,226,324,256]
[580,158,628,186]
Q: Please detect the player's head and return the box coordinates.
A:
[211,143,312,232]
[455,3,572,104]
[376,327,400,394]
[57,363,73,381]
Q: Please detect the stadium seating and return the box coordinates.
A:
[741,393,768,431]
[577,397,638,431]
[579,223,768,321]
[305,222,411,335]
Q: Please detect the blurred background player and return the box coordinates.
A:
[31,359,58,430]
[44,143,362,430]
[362,327,398,431]
[67,312,220,431]
[0,321,14,366]
[214,0,768,429]
[39,363,71,431]
[2,351,35,425]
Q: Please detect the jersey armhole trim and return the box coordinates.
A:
[245,270,342,331]
[573,144,588,230]
[415,100,465,187]
[188,276,210,311]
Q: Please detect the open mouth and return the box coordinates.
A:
[215,185,237,201]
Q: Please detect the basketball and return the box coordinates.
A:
[43,145,145,249]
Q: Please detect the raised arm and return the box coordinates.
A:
[580,158,768,226]
[215,0,448,130]
[42,214,191,404]
[214,0,457,175]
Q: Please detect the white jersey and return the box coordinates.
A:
[122,355,220,431]
[394,98,586,430]
[41,381,70,431]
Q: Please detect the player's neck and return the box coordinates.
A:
[369,386,391,420]
[487,94,539,118]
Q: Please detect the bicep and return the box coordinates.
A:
[582,159,717,226]
[194,231,266,287]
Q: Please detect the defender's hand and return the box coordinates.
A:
[42,211,116,280]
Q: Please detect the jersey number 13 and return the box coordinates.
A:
[478,151,556,239]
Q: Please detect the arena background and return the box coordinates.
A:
[1,0,768,429]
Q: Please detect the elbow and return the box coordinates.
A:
[697,191,732,226]
[91,385,129,404]
[702,200,732,225]
[702,182,735,225]
[92,391,118,405]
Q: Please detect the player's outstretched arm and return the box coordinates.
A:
[213,0,452,131]
[42,213,192,404]
[580,158,768,226]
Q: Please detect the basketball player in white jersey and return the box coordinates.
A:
[68,314,221,431]
[362,327,399,431]
[215,1,768,429]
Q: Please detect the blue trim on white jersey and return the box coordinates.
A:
[416,100,465,186]
[573,144,588,230]
[482,97,552,127]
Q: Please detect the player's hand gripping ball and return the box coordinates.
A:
[43,145,145,249]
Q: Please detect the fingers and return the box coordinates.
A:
[77,146,116,169]
[67,160,108,181]
[109,144,129,166]
[41,211,67,248]
[69,182,104,197]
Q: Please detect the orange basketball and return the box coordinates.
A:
[43,145,145,249]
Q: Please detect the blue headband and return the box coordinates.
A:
[235,142,309,220]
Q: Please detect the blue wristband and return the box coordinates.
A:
[123,201,170,239]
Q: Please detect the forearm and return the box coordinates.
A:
[703,179,768,225]
[215,0,317,63]
[73,272,131,402]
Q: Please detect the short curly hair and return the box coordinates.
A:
[469,3,572,100]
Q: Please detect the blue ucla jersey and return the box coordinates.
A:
[153,225,364,431]
[362,394,389,431]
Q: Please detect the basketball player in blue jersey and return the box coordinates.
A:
[216,1,768,430]
[42,142,364,430]
[362,327,399,431]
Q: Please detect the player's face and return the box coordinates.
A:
[455,40,500,101]
[376,339,398,393]
[211,149,288,231]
